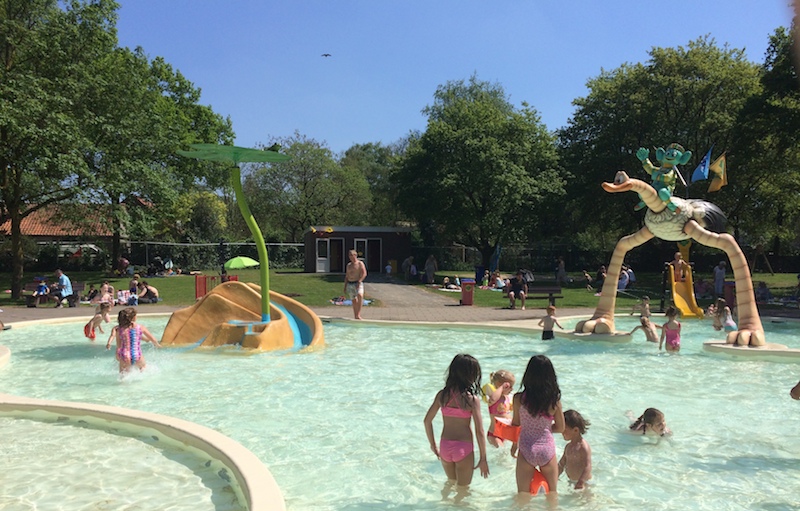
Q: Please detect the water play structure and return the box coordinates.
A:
[176,144,324,350]
[575,169,766,347]
[667,265,705,319]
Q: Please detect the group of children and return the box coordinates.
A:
[424,353,670,499]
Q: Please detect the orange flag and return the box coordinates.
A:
[707,152,727,192]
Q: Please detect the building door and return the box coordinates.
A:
[367,238,382,273]
[316,238,345,272]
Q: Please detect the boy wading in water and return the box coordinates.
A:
[344,249,368,320]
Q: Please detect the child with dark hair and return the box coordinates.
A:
[423,354,489,496]
[558,410,592,489]
[511,355,564,495]
[659,306,681,352]
[628,408,671,437]
[106,307,161,374]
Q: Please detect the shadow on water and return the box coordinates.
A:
[15,343,106,361]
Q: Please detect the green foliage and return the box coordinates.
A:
[339,142,406,225]
[242,132,372,242]
[395,75,564,265]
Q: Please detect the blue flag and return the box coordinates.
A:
[691,146,713,183]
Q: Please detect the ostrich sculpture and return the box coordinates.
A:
[576,171,765,347]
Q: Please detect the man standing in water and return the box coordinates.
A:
[344,249,368,320]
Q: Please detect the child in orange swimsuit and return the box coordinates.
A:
[511,355,564,497]
[424,354,489,495]
[84,302,111,341]
[658,306,681,352]
[483,369,515,447]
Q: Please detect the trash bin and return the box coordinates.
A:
[475,265,485,283]
[723,281,736,307]
[461,278,476,306]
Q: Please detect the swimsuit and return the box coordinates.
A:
[723,310,737,332]
[518,403,555,467]
[664,322,681,349]
[487,395,512,440]
[83,323,95,340]
[439,393,474,462]
[542,330,554,340]
[346,281,364,300]
[116,324,143,363]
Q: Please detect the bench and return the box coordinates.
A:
[24,281,85,308]
[524,281,563,306]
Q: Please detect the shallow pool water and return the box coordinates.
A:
[1,316,800,510]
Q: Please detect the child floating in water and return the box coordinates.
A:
[423,354,489,496]
[627,408,671,437]
[106,307,161,374]
[538,306,564,341]
[558,410,592,489]
[629,316,661,343]
[659,306,681,352]
[84,302,111,341]
[483,369,515,448]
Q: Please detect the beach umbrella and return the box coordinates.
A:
[224,256,260,270]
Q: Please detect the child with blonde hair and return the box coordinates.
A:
[538,306,564,340]
[558,410,592,489]
[84,302,111,341]
[482,369,515,447]
[629,315,661,343]
[424,354,489,494]
[659,306,681,352]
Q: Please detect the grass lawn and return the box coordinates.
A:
[1,269,797,311]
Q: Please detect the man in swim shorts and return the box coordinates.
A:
[344,249,368,320]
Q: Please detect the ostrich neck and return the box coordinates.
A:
[630,180,667,213]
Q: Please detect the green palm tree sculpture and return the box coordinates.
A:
[177,143,290,322]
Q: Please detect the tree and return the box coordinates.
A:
[558,36,762,249]
[339,142,405,226]
[0,0,118,297]
[242,132,371,242]
[395,76,563,266]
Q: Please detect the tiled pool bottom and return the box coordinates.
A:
[1,317,800,510]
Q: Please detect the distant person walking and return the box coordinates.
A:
[401,256,414,281]
[344,249,368,320]
[713,261,727,297]
[424,254,438,284]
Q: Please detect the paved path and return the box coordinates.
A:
[0,277,593,327]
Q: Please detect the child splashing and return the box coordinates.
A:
[424,354,489,500]
[84,302,111,341]
[106,307,161,374]
[511,355,564,501]
[482,369,515,448]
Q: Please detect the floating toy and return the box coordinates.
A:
[531,469,549,495]
[493,417,520,442]
[481,383,495,403]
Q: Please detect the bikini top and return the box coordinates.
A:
[441,392,472,419]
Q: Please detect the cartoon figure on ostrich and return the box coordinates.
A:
[634,143,692,213]
[575,170,765,347]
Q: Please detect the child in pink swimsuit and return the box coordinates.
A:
[511,355,565,495]
[106,307,161,374]
[424,354,489,494]
[658,306,681,352]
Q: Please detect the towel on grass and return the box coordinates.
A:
[330,296,373,306]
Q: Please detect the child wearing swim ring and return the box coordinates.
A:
[483,369,515,447]
[628,408,671,437]
[423,354,489,494]
[511,355,564,496]
[712,298,737,332]
[558,410,592,489]
[658,306,681,352]
[84,302,111,341]
[106,307,161,374]
[538,306,564,340]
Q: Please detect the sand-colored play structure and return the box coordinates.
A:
[161,281,324,351]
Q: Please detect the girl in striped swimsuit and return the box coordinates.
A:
[106,307,161,374]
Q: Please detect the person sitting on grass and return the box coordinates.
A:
[137,281,160,304]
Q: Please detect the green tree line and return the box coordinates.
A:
[3,1,799,298]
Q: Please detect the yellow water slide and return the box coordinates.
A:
[668,266,704,318]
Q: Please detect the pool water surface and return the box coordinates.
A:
[1,316,800,510]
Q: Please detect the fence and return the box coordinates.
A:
[127,241,304,273]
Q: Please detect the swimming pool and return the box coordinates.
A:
[1,316,799,510]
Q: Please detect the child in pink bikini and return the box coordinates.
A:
[511,354,565,495]
[424,354,490,493]
[658,306,681,352]
[483,369,515,447]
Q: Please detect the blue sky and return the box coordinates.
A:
[116,1,793,155]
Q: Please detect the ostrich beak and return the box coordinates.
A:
[602,171,634,193]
